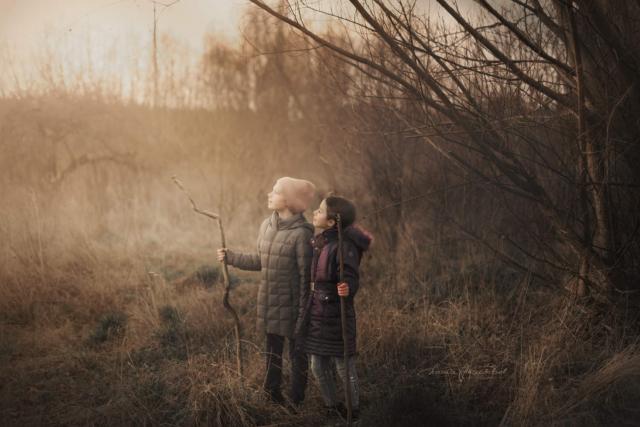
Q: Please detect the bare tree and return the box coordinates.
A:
[244,0,640,301]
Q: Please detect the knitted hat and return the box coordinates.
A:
[274,177,316,213]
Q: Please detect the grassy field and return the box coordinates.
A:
[1,94,638,426]
[2,227,639,426]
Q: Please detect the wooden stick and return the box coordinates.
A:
[337,214,353,426]
[172,176,243,377]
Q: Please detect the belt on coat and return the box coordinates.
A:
[310,281,338,292]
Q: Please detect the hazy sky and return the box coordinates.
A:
[0,0,486,51]
[0,0,486,94]
[0,0,247,53]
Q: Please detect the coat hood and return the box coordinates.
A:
[344,224,373,252]
[317,224,373,252]
[270,211,314,233]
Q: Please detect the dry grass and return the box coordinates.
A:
[2,226,639,426]
[1,95,639,426]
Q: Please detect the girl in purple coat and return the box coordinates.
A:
[296,196,372,420]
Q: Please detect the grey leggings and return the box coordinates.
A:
[310,354,359,409]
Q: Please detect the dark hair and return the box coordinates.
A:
[325,196,356,229]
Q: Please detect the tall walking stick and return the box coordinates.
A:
[337,214,353,426]
[172,176,243,377]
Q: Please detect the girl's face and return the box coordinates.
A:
[267,183,287,211]
[313,199,335,230]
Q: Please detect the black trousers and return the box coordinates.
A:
[264,333,308,404]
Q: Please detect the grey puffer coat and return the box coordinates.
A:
[225,211,314,338]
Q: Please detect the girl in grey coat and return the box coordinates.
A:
[217,177,315,405]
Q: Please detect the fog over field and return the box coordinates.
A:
[2,1,640,426]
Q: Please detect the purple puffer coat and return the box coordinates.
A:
[297,225,372,357]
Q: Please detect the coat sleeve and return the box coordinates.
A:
[295,229,313,318]
[340,240,361,298]
[225,219,268,272]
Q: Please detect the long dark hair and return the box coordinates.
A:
[325,196,356,229]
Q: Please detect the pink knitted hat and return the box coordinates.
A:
[274,177,316,213]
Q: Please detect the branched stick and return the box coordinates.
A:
[172,176,243,377]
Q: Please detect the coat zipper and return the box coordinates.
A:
[263,220,277,329]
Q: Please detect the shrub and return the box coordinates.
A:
[88,311,127,345]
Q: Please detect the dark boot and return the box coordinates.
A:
[334,402,360,422]
[267,390,285,404]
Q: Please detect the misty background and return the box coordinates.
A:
[2,1,640,426]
